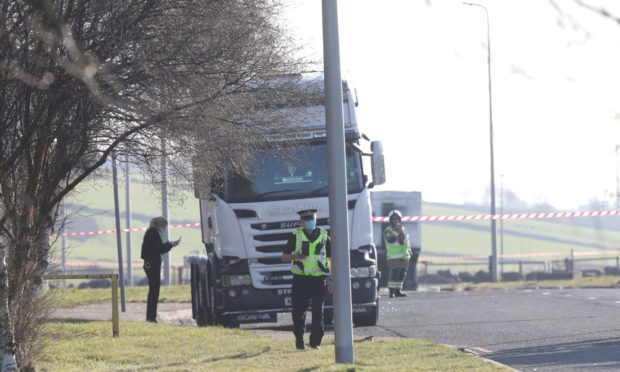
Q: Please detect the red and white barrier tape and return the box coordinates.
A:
[59,209,620,237]
[61,222,200,237]
[371,209,620,223]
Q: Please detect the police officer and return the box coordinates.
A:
[383,210,411,298]
[281,209,331,350]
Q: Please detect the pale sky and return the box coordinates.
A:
[284,0,620,210]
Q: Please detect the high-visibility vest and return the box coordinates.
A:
[383,225,411,260]
[290,227,329,276]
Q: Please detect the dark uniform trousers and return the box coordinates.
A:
[292,274,327,347]
[144,261,161,321]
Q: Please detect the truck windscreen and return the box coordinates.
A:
[223,143,364,203]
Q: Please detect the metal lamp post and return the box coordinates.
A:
[322,0,354,364]
[500,174,504,274]
[464,2,498,282]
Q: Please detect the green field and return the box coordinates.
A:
[60,174,620,279]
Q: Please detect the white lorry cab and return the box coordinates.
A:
[189,72,386,327]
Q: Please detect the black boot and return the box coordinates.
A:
[296,338,305,350]
[395,289,407,297]
[389,289,395,298]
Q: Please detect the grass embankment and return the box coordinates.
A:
[39,321,505,371]
[42,287,510,371]
[53,285,190,307]
[451,275,620,291]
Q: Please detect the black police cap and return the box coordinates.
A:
[297,209,318,219]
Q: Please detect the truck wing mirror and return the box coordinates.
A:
[370,141,386,186]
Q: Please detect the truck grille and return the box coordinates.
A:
[257,257,283,265]
[251,218,329,231]
[253,233,291,242]
[260,270,293,286]
[256,244,285,253]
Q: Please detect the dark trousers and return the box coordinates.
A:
[292,275,326,347]
[144,262,161,321]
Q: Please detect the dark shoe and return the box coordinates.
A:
[146,318,157,323]
[296,338,305,350]
[395,290,407,297]
[389,289,395,298]
[310,345,320,350]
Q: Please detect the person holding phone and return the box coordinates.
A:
[141,216,181,323]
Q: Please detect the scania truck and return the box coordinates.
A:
[188,72,385,327]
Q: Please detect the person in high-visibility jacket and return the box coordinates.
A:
[383,209,411,298]
[281,209,331,350]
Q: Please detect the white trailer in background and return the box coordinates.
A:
[371,191,422,290]
[188,73,386,327]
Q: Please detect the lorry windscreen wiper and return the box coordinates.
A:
[307,185,329,196]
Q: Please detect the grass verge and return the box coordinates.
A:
[449,275,620,291]
[39,320,506,371]
[52,285,190,308]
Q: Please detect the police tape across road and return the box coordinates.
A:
[59,209,620,237]
[61,222,201,237]
[371,209,620,222]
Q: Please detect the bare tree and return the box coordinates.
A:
[0,0,304,368]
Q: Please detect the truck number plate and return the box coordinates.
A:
[235,312,277,323]
[285,297,292,306]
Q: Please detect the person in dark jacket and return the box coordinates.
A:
[141,216,181,322]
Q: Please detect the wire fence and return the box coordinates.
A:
[418,253,620,282]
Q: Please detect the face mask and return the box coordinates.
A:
[304,220,316,230]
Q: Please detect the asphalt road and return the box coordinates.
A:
[360,287,620,371]
[247,286,620,371]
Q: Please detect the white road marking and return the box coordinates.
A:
[473,347,492,353]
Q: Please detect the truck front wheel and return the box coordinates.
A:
[190,261,199,320]
[195,266,209,326]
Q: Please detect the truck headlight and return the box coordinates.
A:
[350,266,376,278]
[221,274,252,287]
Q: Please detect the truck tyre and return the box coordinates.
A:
[203,265,215,325]
[208,282,220,326]
[195,265,209,327]
[190,261,199,320]
[352,298,379,327]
